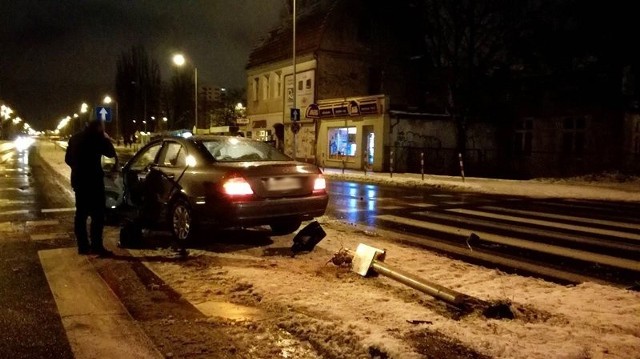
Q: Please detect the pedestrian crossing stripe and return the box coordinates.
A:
[447,208,640,241]
[480,206,640,231]
[414,210,640,253]
[41,208,75,213]
[26,220,60,227]
[375,214,640,271]
[30,233,70,241]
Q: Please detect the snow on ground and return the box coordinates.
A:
[322,168,640,202]
[37,140,640,358]
[127,219,640,359]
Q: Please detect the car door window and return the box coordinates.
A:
[130,143,161,171]
[159,142,186,168]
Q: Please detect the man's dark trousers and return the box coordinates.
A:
[74,183,106,251]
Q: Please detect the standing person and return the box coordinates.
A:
[65,119,117,256]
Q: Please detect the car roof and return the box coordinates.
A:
[154,134,248,142]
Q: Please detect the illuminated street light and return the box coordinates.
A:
[235,102,245,111]
[80,103,88,113]
[172,53,186,66]
[13,117,22,125]
[162,117,168,122]
[73,113,79,118]
[1,105,13,120]
[103,96,112,104]
[172,53,198,132]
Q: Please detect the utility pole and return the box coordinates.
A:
[292,0,297,160]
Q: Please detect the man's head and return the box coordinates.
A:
[86,119,104,134]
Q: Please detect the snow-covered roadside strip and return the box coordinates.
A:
[130,218,640,359]
[323,171,640,202]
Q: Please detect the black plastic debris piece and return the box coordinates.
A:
[291,221,326,255]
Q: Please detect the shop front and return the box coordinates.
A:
[312,95,389,171]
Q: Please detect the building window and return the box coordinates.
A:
[562,117,587,155]
[262,74,270,100]
[306,79,312,90]
[298,80,303,91]
[275,72,282,98]
[514,119,533,156]
[252,77,259,101]
[328,127,357,159]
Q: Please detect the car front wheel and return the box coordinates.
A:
[171,198,195,244]
[270,220,302,236]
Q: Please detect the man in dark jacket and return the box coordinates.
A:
[65,119,117,255]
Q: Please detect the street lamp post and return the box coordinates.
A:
[172,53,198,133]
[292,0,297,160]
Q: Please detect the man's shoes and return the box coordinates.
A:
[78,248,91,255]
[93,248,114,257]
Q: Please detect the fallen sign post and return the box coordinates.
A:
[349,243,469,306]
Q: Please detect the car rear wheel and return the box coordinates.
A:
[171,198,195,244]
[270,220,302,236]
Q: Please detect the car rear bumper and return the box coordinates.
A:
[194,193,329,227]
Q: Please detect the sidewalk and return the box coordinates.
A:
[322,167,640,202]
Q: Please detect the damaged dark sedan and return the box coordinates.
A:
[108,135,328,246]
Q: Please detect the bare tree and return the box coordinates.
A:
[168,69,194,130]
[115,45,162,139]
[417,0,525,151]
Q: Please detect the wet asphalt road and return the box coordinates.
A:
[325,181,640,287]
[0,148,74,358]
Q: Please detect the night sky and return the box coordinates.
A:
[0,0,285,129]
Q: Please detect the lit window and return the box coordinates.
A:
[328,127,357,159]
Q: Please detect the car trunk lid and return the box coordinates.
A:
[214,161,321,198]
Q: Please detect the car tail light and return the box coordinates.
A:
[223,177,254,196]
[313,175,326,193]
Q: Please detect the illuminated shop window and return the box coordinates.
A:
[328,127,357,159]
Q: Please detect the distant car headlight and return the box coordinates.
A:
[14,136,35,151]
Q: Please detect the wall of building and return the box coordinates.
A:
[387,117,500,175]
[246,57,317,142]
[316,53,370,100]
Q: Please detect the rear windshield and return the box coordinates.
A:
[200,138,291,162]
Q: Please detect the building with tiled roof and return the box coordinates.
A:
[245,0,426,170]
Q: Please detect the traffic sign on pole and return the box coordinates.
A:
[290,108,301,122]
[95,107,113,122]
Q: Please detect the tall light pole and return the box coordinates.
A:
[103,95,119,143]
[172,53,198,133]
[292,0,297,160]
